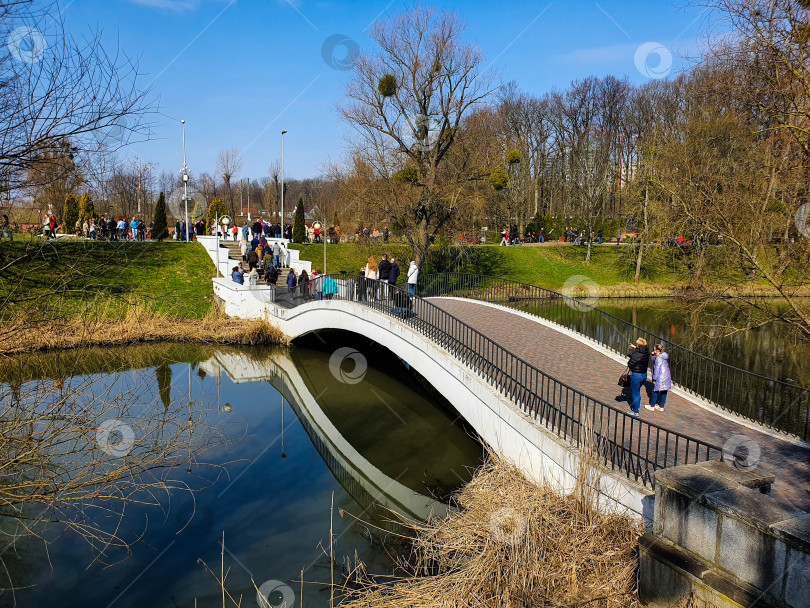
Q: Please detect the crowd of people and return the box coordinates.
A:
[230,247,421,308]
[39,214,153,241]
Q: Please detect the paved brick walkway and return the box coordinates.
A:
[427,297,810,511]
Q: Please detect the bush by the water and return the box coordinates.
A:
[339,458,642,608]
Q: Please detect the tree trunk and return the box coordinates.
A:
[585,220,592,263]
[634,186,648,284]
[412,220,430,270]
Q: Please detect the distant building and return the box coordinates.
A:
[5,207,42,233]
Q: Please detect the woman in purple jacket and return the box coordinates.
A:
[645,344,672,412]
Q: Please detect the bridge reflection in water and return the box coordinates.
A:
[199,341,483,524]
[0,342,483,608]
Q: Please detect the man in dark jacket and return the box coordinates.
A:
[246,247,259,271]
[252,220,262,237]
[378,254,391,299]
[265,265,278,285]
[388,258,400,285]
[627,338,651,416]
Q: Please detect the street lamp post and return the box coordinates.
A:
[181,120,190,243]
[315,220,326,275]
[281,129,287,240]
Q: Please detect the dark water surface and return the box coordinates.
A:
[0,338,483,608]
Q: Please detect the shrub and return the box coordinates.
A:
[293,198,306,243]
[204,197,228,231]
[78,193,95,226]
[153,192,168,240]
[63,193,79,234]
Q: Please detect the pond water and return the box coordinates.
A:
[0,336,483,608]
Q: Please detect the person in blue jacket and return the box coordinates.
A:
[231,265,244,284]
[287,268,297,300]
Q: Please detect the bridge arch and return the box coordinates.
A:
[224,289,656,519]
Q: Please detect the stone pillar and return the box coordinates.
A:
[639,460,809,608]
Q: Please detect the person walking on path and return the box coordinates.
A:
[626,338,650,416]
[279,242,290,268]
[645,344,671,412]
[272,241,281,268]
[378,254,391,299]
[323,276,338,299]
[500,228,508,246]
[407,260,419,295]
[364,256,378,300]
[265,264,278,285]
[388,257,400,290]
[246,247,259,271]
[299,269,310,300]
[286,268,297,300]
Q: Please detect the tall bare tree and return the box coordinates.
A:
[341,6,496,267]
[216,148,243,218]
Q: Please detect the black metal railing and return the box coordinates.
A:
[278,274,722,487]
[417,273,810,441]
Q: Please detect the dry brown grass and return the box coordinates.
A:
[338,457,642,608]
[0,302,286,356]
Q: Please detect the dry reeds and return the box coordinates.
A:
[0,301,286,356]
[338,457,642,608]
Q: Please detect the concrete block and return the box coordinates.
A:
[656,464,739,503]
[706,487,803,534]
[639,542,693,607]
[717,514,787,591]
[706,487,801,592]
[696,460,775,494]
[771,514,810,608]
[659,487,718,563]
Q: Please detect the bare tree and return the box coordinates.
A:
[701,0,810,157]
[341,6,495,267]
[216,148,243,218]
[0,1,152,197]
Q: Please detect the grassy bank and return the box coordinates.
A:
[0,239,216,320]
[0,239,286,354]
[291,241,753,296]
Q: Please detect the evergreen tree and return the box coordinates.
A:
[156,363,172,411]
[293,198,306,243]
[63,193,79,234]
[78,193,95,225]
[153,192,168,241]
[205,197,228,231]
[191,200,204,224]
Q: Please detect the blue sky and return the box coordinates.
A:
[63,0,712,180]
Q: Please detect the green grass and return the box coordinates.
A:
[292,241,689,291]
[0,240,216,320]
[292,241,413,275]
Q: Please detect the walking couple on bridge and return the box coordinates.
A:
[626,338,671,416]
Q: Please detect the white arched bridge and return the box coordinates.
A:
[204,247,810,518]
